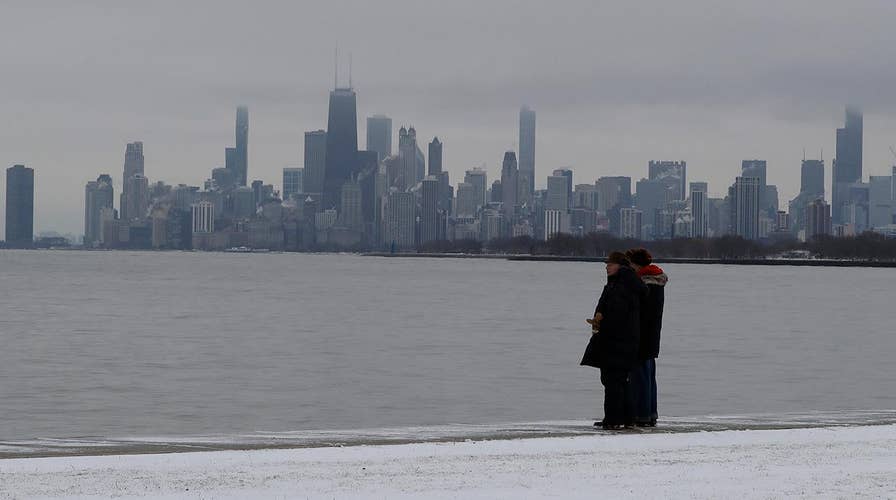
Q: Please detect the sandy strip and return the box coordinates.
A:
[2,424,895,499]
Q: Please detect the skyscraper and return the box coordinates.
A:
[552,168,573,209]
[323,87,359,210]
[869,176,892,228]
[428,137,442,176]
[84,174,114,247]
[620,207,643,239]
[741,159,768,211]
[421,176,442,244]
[636,178,667,239]
[123,141,145,180]
[501,152,519,217]
[806,199,832,240]
[191,200,215,233]
[648,161,687,201]
[338,180,363,232]
[464,168,487,211]
[800,159,825,198]
[120,141,144,220]
[546,174,569,211]
[5,165,34,247]
[304,130,327,197]
[282,168,303,201]
[734,176,761,240]
[366,114,392,163]
[455,182,478,218]
[235,106,249,186]
[124,174,149,221]
[519,106,536,199]
[396,126,418,191]
[383,190,416,250]
[833,107,863,224]
[690,188,707,238]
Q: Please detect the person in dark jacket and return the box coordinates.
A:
[626,248,668,427]
[581,251,647,430]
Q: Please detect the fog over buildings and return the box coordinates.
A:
[3,1,896,235]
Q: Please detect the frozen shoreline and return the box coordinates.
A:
[2,424,895,499]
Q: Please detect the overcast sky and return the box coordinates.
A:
[3,0,896,235]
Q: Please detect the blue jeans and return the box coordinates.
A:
[630,359,657,423]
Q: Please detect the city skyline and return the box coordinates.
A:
[5,2,896,234]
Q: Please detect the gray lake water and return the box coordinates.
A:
[0,250,894,453]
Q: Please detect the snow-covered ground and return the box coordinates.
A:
[2,424,895,499]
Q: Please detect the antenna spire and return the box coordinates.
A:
[334,46,339,89]
[349,52,353,89]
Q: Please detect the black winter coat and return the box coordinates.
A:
[580,265,646,370]
[638,271,667,360]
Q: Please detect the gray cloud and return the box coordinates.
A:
[2,0,896,234]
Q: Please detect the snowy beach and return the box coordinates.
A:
[2,424,895,499]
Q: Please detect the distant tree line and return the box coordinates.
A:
[416,232,896,261]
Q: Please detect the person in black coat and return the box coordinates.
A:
[581,251,647,430]
[626,248,668,427]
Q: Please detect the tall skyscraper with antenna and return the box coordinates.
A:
[322,51,359,210]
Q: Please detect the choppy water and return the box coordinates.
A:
[1,250,894,456]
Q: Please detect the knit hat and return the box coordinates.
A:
[606,251,630,266]
[625,248,653,267]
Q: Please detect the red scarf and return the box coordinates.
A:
[637,264,664,277]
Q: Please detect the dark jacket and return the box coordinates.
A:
[637,265,668,360]
[581,265,647,370]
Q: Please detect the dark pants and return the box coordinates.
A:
[600,367,634,426]
[630,359,657,423]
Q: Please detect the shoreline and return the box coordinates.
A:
[5,248,896,267]
[3,424,894,498]
[4,411,895,460]
[366,252,896,267]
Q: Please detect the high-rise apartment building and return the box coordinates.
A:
[120,141,144,220]
[869,175,893,228]
[383,190,416,249]
[518,106,536,201]
[395,126,418,191]
[366,114,392,163]
[191,200,215,233]
[234,106,249,186]
[84,174,114,247]
[648,161,687,202]
[500,152,519,217]
[690,186,707,238]
[544,209,569,240]
[124,174,149,221]
[806,199,832,240]
[282,167,303,201]
[338,180,363,231]
[619,207,643,239]
[428,137,442,176]
[734,176,761,240]
[832,107,863,224]
[421,176,443,244]
[5,165,34,247]
[546,174,569,211]
[304,130,327,197]
[455,182,478,218]
[464,168,487,211]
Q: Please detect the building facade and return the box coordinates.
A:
[5,165,34,247]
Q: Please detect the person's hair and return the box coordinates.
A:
[606,251,630,266]
[625,248,653,267]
